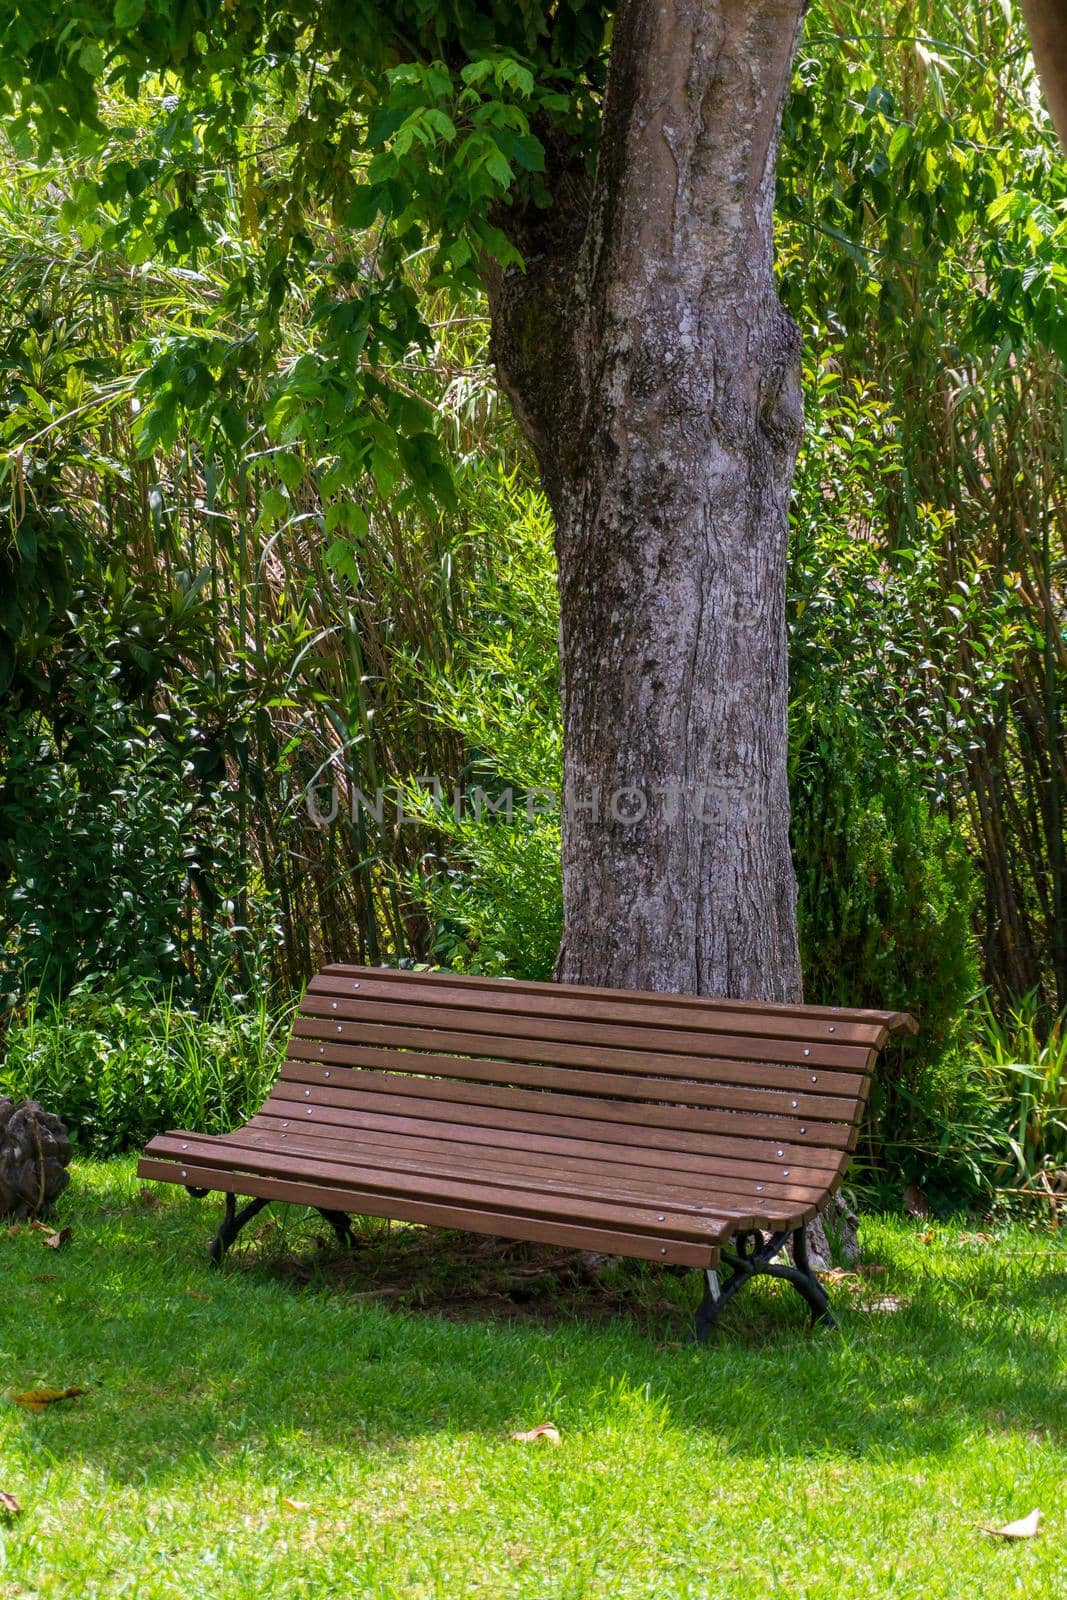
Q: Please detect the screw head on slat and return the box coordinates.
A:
[777,1149,784,1157]
[181,1143,188,1149]
[305,1090,311,1097]
[800,1127,807,1134]
[803,1047,811,1057]
[657,1214,665,1221]
[337,1025,342,1033]
[790,1099,798,1108]
[306,1108,313,1115]
[332,1002,338,1010]
[325,1070,331,1078]
[353,982,360,989]
[811,1075,818,1083]
[784,1169,790,1176]
[180,1170,187,1178]
[756,1185,764,1192]
[659,1248,667,1256]
[828,1025,835,1033]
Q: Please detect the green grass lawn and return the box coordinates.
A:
[1,1160,1064,1599]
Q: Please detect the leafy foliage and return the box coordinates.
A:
[405,469,562,978]
[969,990,1067,1191]
[790,696,978,1061]
[780,6,1067,364]
[0,1,1064,1207]
[0,0,608,522]
[0,983,289,1154]
[0,649,283,1001]
[781,3,1067,1010]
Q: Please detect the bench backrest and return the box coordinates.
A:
[263,965,915,1203]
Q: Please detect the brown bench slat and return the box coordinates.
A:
[296,996,872,1070]
[284,1040,864,1123]
[308,971,888,1047]
[137,1156,717,1267]
[318,963,918,1037]
[248,1110,833,1203]
[143,1134,752,1241]
[233,1120,819,1216]
[292,1018,870,1090]
[245,1113,825,1206]
[277,1060,857,1151]
[267,1080,847,1177]
[289,1024,870,1100]
[215,1126,817,1229]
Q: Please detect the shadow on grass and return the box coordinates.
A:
[4,1171,1066,1486]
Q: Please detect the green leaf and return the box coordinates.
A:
[887,124,910,168]
[256,487,289,529]
[483,147,514,189]
[424,109,457,143]
[274,452,305,492]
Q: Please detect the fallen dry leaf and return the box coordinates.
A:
[43,1228,72,1251]
[32,1273,57,1283]
[903,1185,928,1218]
[511,1423,561,1446]
[0,1492,21,1517]
[12,1386,88,1413]
[283,1499,312,1512]
[186,1288,209,1301]
[4,1225,22,1240]
[857,1296,906,1313]
[983,1509,1042,1540]
[857,1264,887,1276]
[138,1186,161,1209]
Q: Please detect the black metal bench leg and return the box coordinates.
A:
[316,1208,358,1249]
[695,1268,724,1341]
[694,1266,750,1341]
[694,1248,756,1341]
[761,1226,836,1328]
[208,1193,272,1266]
[694,1227,836,1337]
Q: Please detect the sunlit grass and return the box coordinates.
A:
[1,1159,1064,1598]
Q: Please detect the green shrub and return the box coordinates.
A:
[0,656,282,1004]
[854,992,1067,1212]
[405,470,563,979]
[789,694,982,1205]
[0,984,290,1155]
[968,991,1067,1191]
[791,697,979,1056]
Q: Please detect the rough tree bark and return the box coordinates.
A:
[487,0,808,1002]
[1020,0,1067,152]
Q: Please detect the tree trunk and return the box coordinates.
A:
[1020,0,1067,152]
[488,0,808,1002]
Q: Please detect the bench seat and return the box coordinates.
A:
[139,964,916,1333]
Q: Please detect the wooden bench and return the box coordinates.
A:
[138,965,916,1335]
